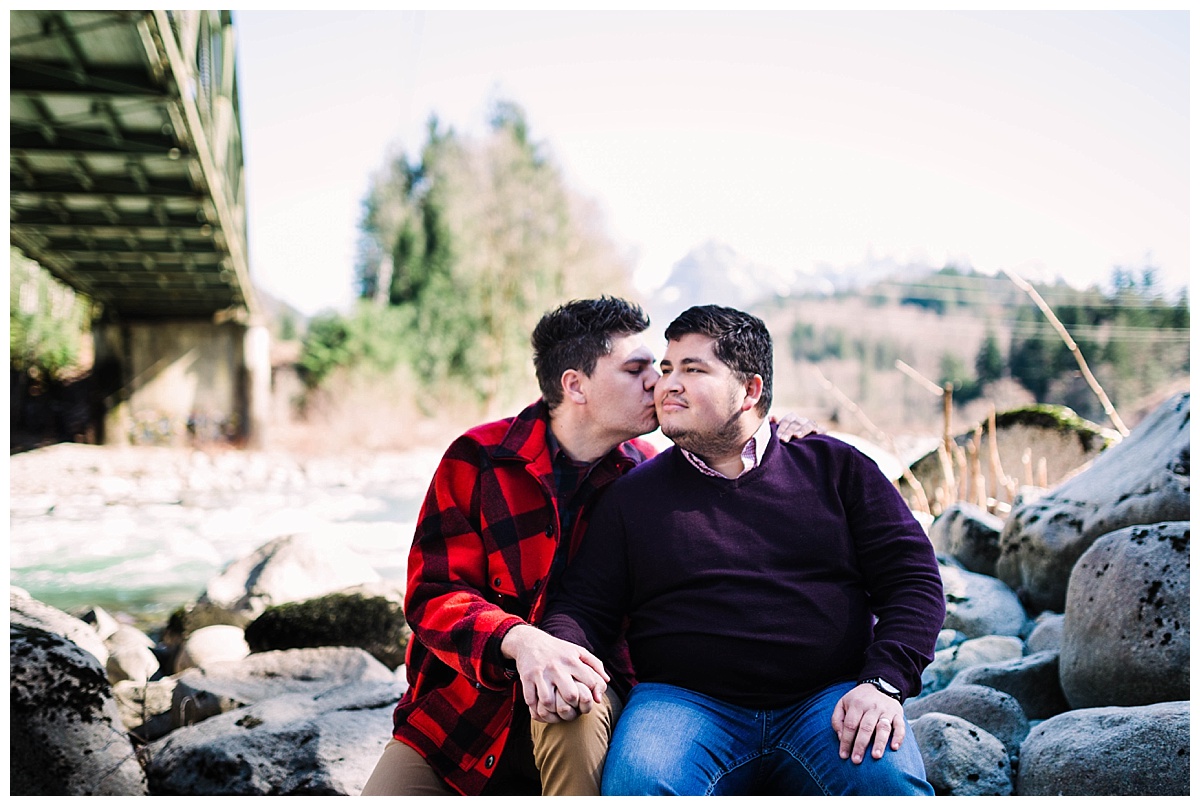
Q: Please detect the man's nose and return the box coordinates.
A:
[656,369,680,393]
[644,367,661,391]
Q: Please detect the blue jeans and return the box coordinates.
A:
[601,681,933,796]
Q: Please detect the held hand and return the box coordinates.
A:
[831,683,906,764]
[771,412,822,442]
[500,624,609,724]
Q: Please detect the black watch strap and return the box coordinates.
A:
[859,677,903,702]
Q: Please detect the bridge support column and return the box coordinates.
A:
[243,324,271,449]
[91,317,268,447]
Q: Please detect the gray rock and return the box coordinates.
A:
[939,563,1027,638]
[910,712,1013,796]
[951,650,1069,720]
[905,683,1029,760]
[172,646,395,729]
[10,586,108,666]
[200,532,382,618]
[10,624,149,795]
[160,601,251,663]
[79,604,122,640]
[997,393,1190,612]
[1059,521,1189,709]
[114,678,178,742]
[929,503,1006,576]
[1018,701,1190,795]
[145,680,405,795]
[1024,612,1064,655]
[935,628,966,651]
[173,623,250,674]
[105,623,160,683]
[921,635,1023,694]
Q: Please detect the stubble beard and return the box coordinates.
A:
[662,407,746,463]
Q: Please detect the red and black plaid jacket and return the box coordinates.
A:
[392,400,655,795]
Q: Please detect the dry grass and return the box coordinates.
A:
[265,367,503,456]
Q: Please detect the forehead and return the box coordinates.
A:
[663,332,719,362]
[601,332,654,365]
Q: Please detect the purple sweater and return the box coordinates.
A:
[541,428,945,708]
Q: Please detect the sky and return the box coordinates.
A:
[232,8,1191,317]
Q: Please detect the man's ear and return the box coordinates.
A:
[561,368,587,405]
[741,375,764,412]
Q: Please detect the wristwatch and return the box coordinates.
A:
[859,677,903,702]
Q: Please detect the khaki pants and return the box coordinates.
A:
[360,691,623,796]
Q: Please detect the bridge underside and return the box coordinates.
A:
[10,10,252,321]
[10,11,271,448]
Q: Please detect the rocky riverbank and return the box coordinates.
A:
[9,394,1191,795]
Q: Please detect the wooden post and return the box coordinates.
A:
[986,406,1008,506]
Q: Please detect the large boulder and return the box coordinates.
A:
[145,680,405,795]
[171,646,396,728]
[1059,521,1189,709]
[938,563,1027,638]
[199,532,382,618]
[909,712,1013,796]
[950,650,1069,721]
[904,683,1029,761]
[1018,701,1190,795]
[929,503,1005,576]
[10,624,149,795]
[10,586,108,666]
[244,590,410,670]
[996,393,1190,612]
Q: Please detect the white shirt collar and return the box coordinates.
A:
[681,417,772,479]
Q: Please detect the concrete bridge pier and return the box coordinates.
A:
[93,316,271,448]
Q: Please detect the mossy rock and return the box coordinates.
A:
[244,593,410,670]
[901,404,1118,514]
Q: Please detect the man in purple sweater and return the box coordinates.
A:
[540,304,945,795]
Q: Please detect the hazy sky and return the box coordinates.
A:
[233,9,1190,316]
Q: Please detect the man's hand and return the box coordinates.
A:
[831,683,906,764]
[772,412,822,442]
[500,624,609,724]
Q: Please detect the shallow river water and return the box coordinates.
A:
[9,443,444,627]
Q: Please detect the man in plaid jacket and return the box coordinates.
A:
[362,297,812,796]
[361,297,659,796]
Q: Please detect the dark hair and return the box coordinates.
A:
[664,304,773,415]
[531,296,651,409]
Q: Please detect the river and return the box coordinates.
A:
[9,443,445,630]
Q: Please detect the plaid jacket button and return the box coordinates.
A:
[485,755,495,769]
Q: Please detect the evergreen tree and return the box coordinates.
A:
[352,100,634,411]
[974,329,1005,384]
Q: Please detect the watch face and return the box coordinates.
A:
[879,679,900,695]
